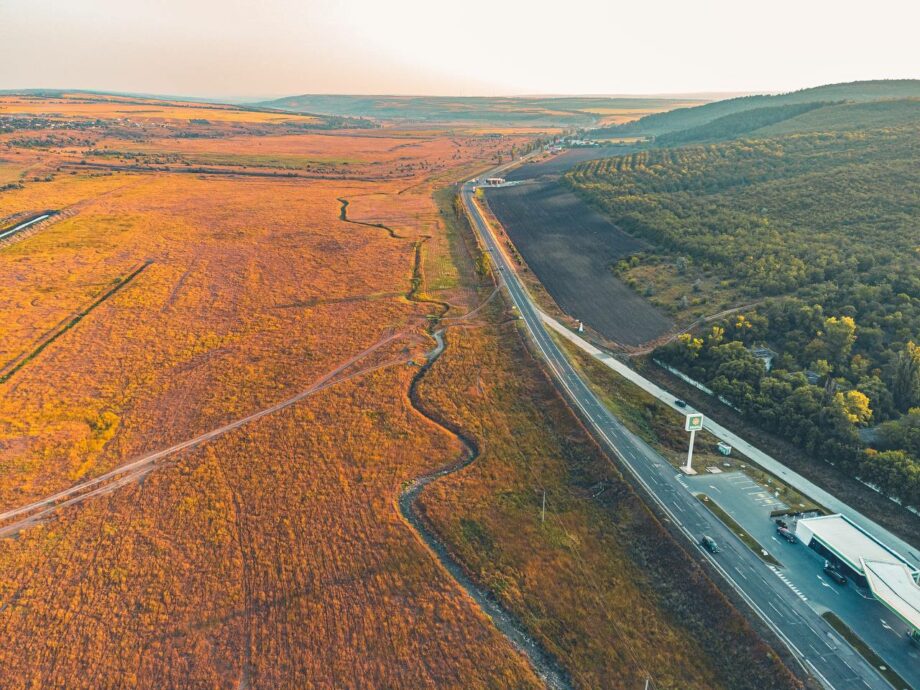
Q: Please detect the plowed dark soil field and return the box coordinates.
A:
[485,181,672,346]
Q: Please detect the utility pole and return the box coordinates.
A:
[541,489,546,525]
[644,678,650,690]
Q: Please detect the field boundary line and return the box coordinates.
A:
[0,260,153,384]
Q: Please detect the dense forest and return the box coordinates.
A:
[567,122,920,510]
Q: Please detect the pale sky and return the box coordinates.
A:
[2,0,918,100]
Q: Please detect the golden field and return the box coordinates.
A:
[0,93,799,689]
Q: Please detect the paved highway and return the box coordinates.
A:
[461,179,894,690]
[543,314,920,572]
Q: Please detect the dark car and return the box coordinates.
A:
[776,526,796,543]
[700,535,720,553]
[823,561,847,584]
[675,399,687,408]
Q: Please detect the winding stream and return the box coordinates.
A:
[337,195,572,688]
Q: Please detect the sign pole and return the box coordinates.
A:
[681,412,704,475]
[685,429,696,472]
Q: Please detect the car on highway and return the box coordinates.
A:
[675,399,687,408]
[700,535,720,553]
[823,561,848,584]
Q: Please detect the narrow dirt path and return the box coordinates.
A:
[338,194,572,688]
[0,331,413,536]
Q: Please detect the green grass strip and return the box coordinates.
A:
[696,493,782,567]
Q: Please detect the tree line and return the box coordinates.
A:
[567,124,920,510]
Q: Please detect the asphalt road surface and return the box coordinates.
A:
[543,313,920,573]
[461,178,896,690]
[684,471,920,687]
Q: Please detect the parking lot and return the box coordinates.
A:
[680,470,920,685]
[684,470,788,515]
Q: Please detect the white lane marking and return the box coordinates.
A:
[805,659,836,690]
[816,575,839,595]
[463,184,826,684]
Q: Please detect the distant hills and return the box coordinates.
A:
[256,94,704,128]
[595,79,920,143]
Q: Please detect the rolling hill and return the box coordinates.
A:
[568,101,920,515]
[594,79,920,139]
[257,94,703,127]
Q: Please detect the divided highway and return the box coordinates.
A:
[460,179,894,690]
[542,313,920,572]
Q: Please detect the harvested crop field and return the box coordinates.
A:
[484,181,672,346]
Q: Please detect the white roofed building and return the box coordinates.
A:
[796,513,920,639]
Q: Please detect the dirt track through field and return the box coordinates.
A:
[0,330,414,537]
[2,190,571,687]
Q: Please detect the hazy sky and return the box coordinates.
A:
[2,0,918,99]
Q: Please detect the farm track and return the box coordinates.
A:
[340,195,572,688]
[2,188,570,686]
[623,299,767,356]
[0,330,415,537]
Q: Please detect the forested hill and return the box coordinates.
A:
[654,101,832,146]
[654,98,920,146]
[566,121,920,510]
[594,79,920,138]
